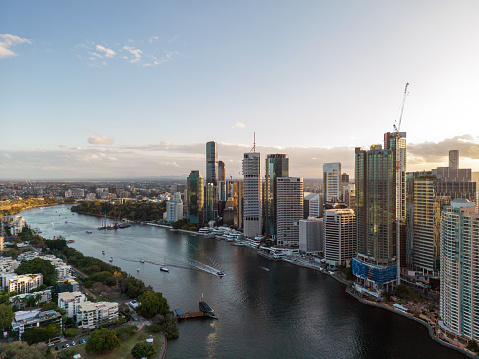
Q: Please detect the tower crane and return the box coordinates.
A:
[393,83,409,133]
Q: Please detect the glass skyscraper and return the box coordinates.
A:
[187,170,204,225]
[264,154,289,236]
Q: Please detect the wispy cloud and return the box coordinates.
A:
[96,45,116,58]
[86,129,114,145]
[230,122,246,129]
[123,46,142,63]
[0,34,32,59]
[168,35,179,43]
[76,37,180,67]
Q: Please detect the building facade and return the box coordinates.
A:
[264,154,289,236]
[440,200,479,342]
[299,217,322,254]
[276,177,303,247]
[324,208,356,267]
[187,170,205,225]
[323,163,341,202]
[243,152,262,238]
[205,141,218,222]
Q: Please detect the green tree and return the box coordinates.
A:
[85,328,120,354]
[56,349,76,359]
[15,258,56,286]
[0,304,13,331]
[136,291,169,319]
[0,341,43,359]
[131,341,156,358]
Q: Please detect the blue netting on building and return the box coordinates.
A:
[352,257,397,285]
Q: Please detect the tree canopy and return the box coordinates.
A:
[136,291,169,319]
[85,328,120,354]
[15,258,56,286]
[0,341,43,359]
[131,341,156,358]
[0,304,14,331]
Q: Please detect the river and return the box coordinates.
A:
[19,205,464,359]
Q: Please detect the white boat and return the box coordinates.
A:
[137,266,140,272]
[86,230,92,234]
[160,267,169,273]
[140,259,145,263]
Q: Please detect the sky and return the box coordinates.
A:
[2,1,479,180]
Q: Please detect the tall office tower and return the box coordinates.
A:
[341,173,350,184]
[324,208,356,267]
[406,168,476,279]
[299,217,322,254]
[342,184,356,209]
[384,131,407,272]
[276,177,303,247]
[205,141,218,222]
[303,193,320,218]
[186,171,204,226]
[218,161,225,182]
[243,153,262,238]
[232,180,244,229]
[440,199,479,342]
[264,154,289,236]
[353,141,400,296]
[323,163,341,202]
[218,181,227,202]
[449,150,459,169]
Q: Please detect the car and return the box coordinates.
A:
[62,345,66,349]
[79,339,85,344]
[65,343,70,348]
[71,341,76,346]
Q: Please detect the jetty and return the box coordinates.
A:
[174,294,218,320]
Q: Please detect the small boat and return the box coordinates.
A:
[137,266,140,272]
[140,259,145,263]
[86,230,92,234]
[65,221,68,224]
[109,257,113,262]
[102,250,105,255]
[216,271,225,277]
[160,267,169,273]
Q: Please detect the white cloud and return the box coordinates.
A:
[96,45,116,58]
[0,34,32,59]
[149,36,159,43]
[168,35,179,43]
[124,46,142,63]
[230,122,246,129]
[86,129,114,145]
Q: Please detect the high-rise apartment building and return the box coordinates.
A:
[264,154,289,236]
[440,199,479,342]
[353,133,406,294]
[218,161,225,182]
[187,170,204,226]
[299,217,322,254]
[243,153,262,238]
[205,141,218,222]
[324,208,356,267]
[276,177,303,247]
[323,163,341,202]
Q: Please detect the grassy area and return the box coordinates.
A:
[54,328,163,359]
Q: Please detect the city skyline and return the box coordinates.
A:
[2,1,479,179]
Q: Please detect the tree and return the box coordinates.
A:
[136,291,169,319]
[131,341,156,358]
[56,349,76,359]
[85,328,120,354]
[0,341,43,359]
[0,304,13,331]
[15,258,56,286]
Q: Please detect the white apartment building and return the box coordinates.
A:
[276,177,303,247]
[55,265,73,280]
[299,217,322,254]
[58,291,87,318]
[324,208,356,267]
[8,274,43,293]
[166,200,184,223]
[440,199,479,342]
[10,290,52,307]
[10,216,26,236]
[76,301,119,329]
[12,309,62,340]
[0,257,20,273]
[243,152,262,238]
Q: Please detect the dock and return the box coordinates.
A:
[174,294,218,320]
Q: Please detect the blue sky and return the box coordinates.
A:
[2,1,479,179]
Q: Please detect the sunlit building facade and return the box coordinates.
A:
[187,170,204,225]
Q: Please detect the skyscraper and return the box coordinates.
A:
[449,150,459,169]
[353,134,405,295]
[323,162,341,202]
[440,199,479,342]
[276,177,303,247]
[218,161,225,182]
[264,154,289,236]
[243,152,262,238]
[205,141,218,222]
[187,170,204,226]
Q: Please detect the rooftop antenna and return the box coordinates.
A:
[250,132,256,153]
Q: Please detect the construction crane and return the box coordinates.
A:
[393,82,409,133]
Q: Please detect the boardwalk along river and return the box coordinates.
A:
[20,205,464,359]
